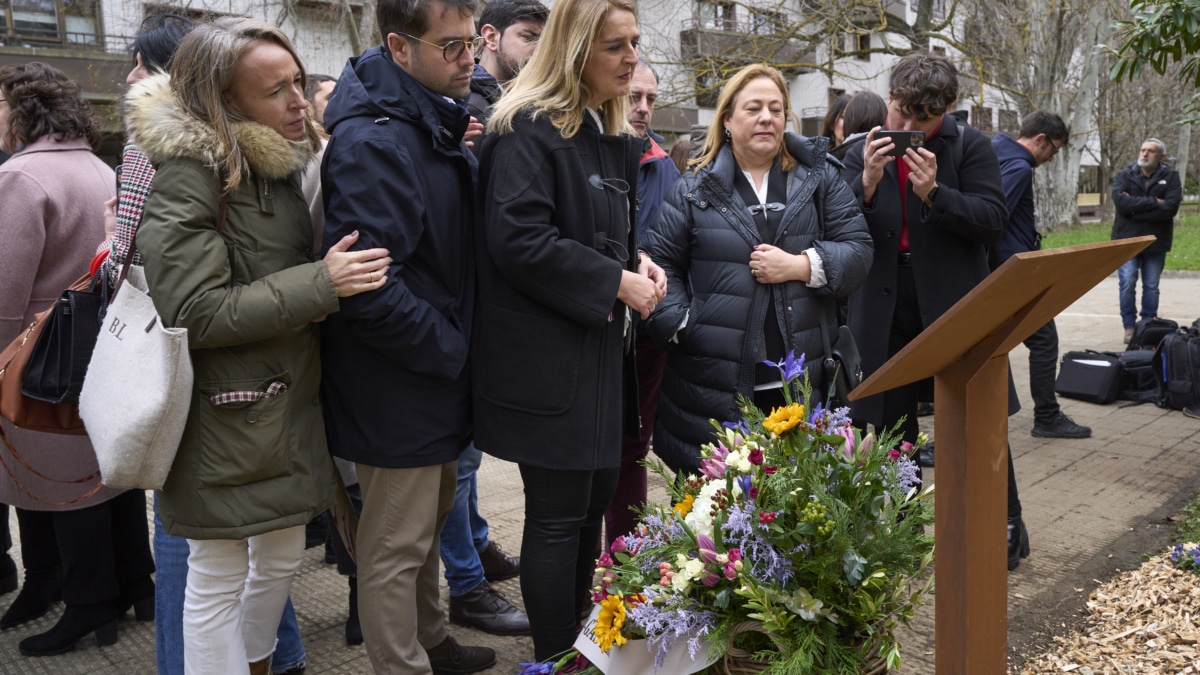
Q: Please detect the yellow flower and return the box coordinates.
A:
[594,594,628,652]
[762,403,805,435]
[674,493,695,517]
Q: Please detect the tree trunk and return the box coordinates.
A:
[1176,124,1191,218]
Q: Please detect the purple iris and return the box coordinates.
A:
[736,474,753,498]
[764,350,806,383]
[518,662,556,675]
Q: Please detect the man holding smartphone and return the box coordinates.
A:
[841,54,1028,571]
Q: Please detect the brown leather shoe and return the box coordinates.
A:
[425,635,496,675]
[449,581,530,636]
[478,541,520,582]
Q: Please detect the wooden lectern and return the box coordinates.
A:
[849,236,1155,673]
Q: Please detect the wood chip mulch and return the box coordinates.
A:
[1020,550,1200,674]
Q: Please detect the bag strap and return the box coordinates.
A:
[116,180,229,291]
[0,424,103,506]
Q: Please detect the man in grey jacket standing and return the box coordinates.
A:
[1111,138,1182,343]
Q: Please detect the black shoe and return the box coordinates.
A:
[0,555,17,596]
[450,580,530,636]
[1031,413,1092,439]
[1,567,61,629]
[915,441,935,468]
[117,578,154,621]
[1007,516,1030,571]
[18,602,119,656]
[478,541,519,582]
[425,635,496,675]
[345,576,362,646]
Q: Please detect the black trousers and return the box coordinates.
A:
[518,464,619,662]
[872,266,1022,519]
[15,489,154,606]
[1024,319,1062,427]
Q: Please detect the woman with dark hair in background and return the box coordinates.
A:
[830,91,887,161]
[821,93,849,147]
[0,61,156,657]
[644,64,873,476]
[668,135,691,175]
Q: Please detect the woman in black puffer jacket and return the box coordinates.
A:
[643,64,873,475]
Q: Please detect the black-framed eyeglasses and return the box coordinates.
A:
[395,32,485,62]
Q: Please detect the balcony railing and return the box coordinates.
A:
[679,17,813,75]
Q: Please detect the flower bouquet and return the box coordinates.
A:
[527,352,935,675]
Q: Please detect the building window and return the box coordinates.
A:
[972,106,993,133]
[834,32,870,61]
[697,0,735,31]
[696,68,722,108]
[749,8,786,35]
[998,109,1018,135]
[931,45,946,56]
[0,0,100,45]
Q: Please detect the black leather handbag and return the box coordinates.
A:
[819,316,863,410]
[21,271,108,404]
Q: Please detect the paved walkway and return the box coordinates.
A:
[0,274,1197,674]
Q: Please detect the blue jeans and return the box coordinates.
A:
[153,495,306,674]
[1118,250,1167,329]
[439,442,489,596]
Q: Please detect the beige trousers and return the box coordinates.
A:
[355,461,457,674]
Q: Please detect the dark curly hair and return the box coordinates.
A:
[888,52,958,122]
[0,62,102,151]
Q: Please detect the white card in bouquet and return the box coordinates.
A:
[572,605,717,675]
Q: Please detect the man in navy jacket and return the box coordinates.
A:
[990,111,1090,440]
[318,0,493,671]
[1111,138,1182,342]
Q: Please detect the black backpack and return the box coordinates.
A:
[1152,328,1200,411]
[1129,317,1179,351]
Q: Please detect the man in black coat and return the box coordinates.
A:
[841,53,1031,570]
[990,111,1091,440]
[317,0,494,671]
[1111,138,1182,343]
[464,0,546,156]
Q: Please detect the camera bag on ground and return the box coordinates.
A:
[1152,328,1200,412]
[1128,317,1179,351]
[1110,350,1157,403]
[1055,350,1123,404]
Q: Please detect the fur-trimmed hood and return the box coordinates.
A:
[124,73,312,180]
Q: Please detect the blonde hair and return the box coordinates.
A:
[488,0,636,138]
[692,64,799,174]
[169,17,321,192]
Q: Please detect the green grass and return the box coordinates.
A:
[1042,212,1200,271]
[1172,487,1200,544]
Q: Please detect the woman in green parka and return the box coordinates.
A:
[127,18,390,675]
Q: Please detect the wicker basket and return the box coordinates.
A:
[711,621,890,675]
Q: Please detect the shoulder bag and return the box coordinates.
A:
[78,193,227,490]
[21,271,110,404]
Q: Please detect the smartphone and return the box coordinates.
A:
[877,131,925,157]
[114,163,123,197]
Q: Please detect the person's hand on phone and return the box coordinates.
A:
[861,126,896,203]
[904,147,938,204]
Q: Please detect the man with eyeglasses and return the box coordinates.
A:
[317,0,494,672]
[990,111,1090,445]
[1112,137,1182,344]
[436,0,546,642]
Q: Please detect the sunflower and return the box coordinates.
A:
[763,403,805,435]
[594,594,628,652]
[673,493,695,517]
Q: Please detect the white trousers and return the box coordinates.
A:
[183,525,305,675]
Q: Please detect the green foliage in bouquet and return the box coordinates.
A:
[587,352,935,674]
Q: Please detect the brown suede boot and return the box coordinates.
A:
[249,658,271,675]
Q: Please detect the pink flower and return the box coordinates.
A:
[700,458,726,479]
[900,441,914,454]
[597,553,613,569]
[610,536,627,554]
[592,589,606,603]
[701,571,721,586]
[764,466,777,475]
[696,533,719,564]
[837,427,856,461]
[887,449,902,461]
[727,548,742,562]
[748,487,759,499]
[723,562,738,580]
[712,443,730,461]
[748,448,764,465]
